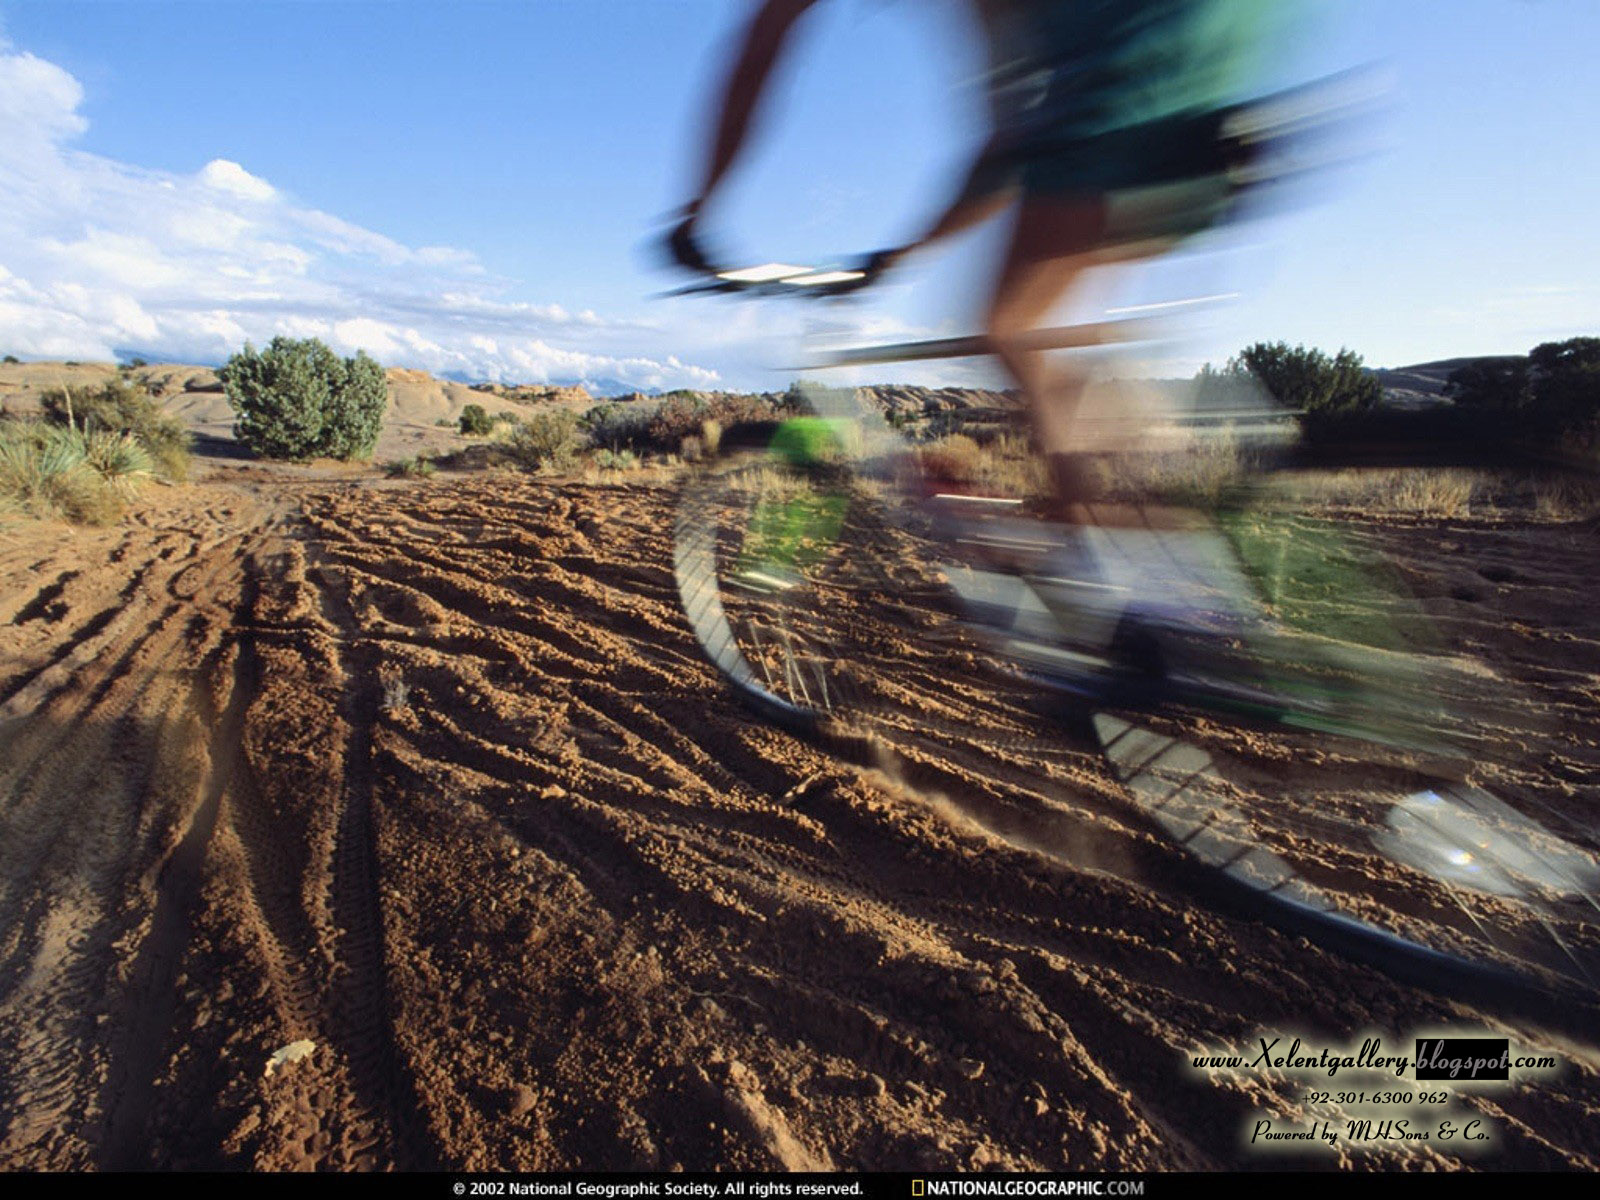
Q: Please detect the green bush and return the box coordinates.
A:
[593,448,638,471]
[1233,342,1380,436]
[41,376,192,481]
[386,454,437,479]
[507,409,582,472]
[83,431,154,494]
[220,336,387,461]
[581,401,655,452]
[459,403,493,436]
[1446,337,1600,449]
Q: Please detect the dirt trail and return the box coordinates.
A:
[0,470,1595,1171]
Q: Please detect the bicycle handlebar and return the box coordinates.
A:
[662,216,894,299]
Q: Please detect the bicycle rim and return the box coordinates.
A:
[1094,708,1600,1025]
[674,448,901,739]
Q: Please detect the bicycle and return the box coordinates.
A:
[667,267,1600,1042]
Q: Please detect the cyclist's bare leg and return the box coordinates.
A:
[986,195,1172,519]
[985,196,1109,518]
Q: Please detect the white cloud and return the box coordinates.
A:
[0,46,86,150]
[0,42,719,392]
[198,158,275,202]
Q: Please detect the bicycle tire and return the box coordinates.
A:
[675,427,1600,1033]
[674,439,897,739]
[1094,710,1600,1030]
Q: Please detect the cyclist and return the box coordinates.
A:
[669,0,1288,519]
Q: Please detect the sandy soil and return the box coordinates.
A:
[0,465,1596,1172]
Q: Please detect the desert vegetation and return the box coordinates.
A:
[1196,337,1600,464]
[506,408,583,472]
[220,336,387,461]
[458,403,494,436]
[385,454,438,479]
[1444,336,1600,453]
[0,375,192,525]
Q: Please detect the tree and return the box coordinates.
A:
[1528,337,1600,441]
[1442,356,1530,415]
[1445,338,1599,445]
[458,403,493,436]
[1234,342,1380,416]
[220,337,387,460]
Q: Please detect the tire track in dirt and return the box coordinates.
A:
[3,469,1595,1170]
[305,558,436,1169]
[98,632,254,1169]
[0,487,274,1167]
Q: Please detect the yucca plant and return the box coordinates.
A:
[42,378,192,481]
[84,430,154,494]
[0,422,123,524]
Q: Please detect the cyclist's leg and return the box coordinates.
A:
[985,195,1109,516]
[986,193,1173,518]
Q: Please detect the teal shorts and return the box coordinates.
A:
[975,0,1274,235]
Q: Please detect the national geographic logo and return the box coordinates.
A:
[912,1183,1145,1196]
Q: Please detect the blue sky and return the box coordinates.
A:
[0,0,1595,392]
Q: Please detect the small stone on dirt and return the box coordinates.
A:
[510,1085,538,1116]
[264,1039,317,1078]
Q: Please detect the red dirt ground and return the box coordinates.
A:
[0,466,1595,1171]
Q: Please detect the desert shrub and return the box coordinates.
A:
[0,422,124,524]
[1446,337,1600,451]
[1232,342,1380,439]
[644,394,708,454]
[220,337,387,461]
[507,409,582,472]
[918,434,984,485]
[582,401,655,452]
[386,454,437,479]
[42,376,192,481]
[83,431,154,495]
[319,350,386,459]
[593,448,638,471]
[644,392,792,455]
[458,403,493,436]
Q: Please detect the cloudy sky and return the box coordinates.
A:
[0,0,1596,392]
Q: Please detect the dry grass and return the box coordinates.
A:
[1532,471,1600,522]
[1107,431,1253,508]
[1276,468,1600,522]
[1232,468,1477,519]
[917,431,1047,500]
